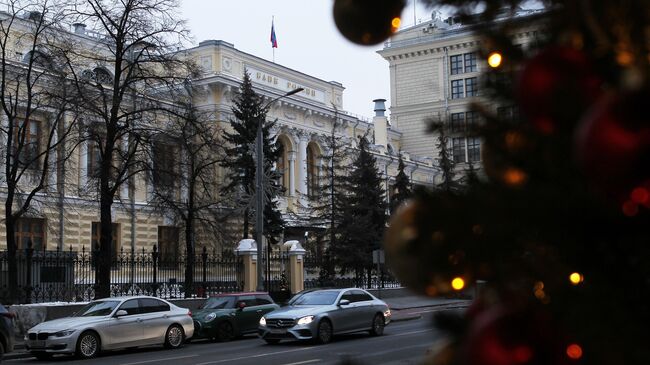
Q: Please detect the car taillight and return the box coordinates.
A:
[187,310,192,317]
[0,312,15,319]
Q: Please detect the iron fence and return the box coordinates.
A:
[0,245,243,304]
[303,252,401,290]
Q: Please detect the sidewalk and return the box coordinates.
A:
[4,295,471,361]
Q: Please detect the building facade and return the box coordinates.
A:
[0,13,438,255]
[378,9,542,170]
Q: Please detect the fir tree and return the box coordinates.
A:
[431,120,457,192]
[334,135,387,287]
[389,152,412,214]
[221,70,284,242]
[308,110,351,284]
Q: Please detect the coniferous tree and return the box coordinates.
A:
[221,70,284,243]
[431,120,457,192]
[389,152,412,214]
[308,110,351,284]
[334,135,387,287]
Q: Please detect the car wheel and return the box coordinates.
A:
[33,352,53,361]
[264,338,281,345]
[370,314,385,336]
[215,321,235,342]
[315,319,333,344]
[164,324,185,349]
[76,331,100,359]
[0,340,4,360]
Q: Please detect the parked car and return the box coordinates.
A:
[192,292,279,342]
[0,304,15,360]
[259,288,391,344]
[25,296,193,360]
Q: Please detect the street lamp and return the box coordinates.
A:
[256,87,304,292]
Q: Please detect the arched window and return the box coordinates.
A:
[276,136,290,194]
[82,67,113,85]
[22,50,53,69]
[306,142,320,198]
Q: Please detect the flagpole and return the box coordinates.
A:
[272,16,275,63]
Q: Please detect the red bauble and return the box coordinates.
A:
[465,305,567,365]
[333,0,406,46]
[517,47,602,134]
[575,88,650,200]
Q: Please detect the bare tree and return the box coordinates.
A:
[144,81,228,298]
[61,0,191,298]
[0,0,79,303]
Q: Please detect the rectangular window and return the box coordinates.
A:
[13,120,41,170]
[465,77,478,97]
[153,142,176,191]
[91,222,120,265]
[450,54,463,75]
[452,138,466,163]
[464,52,477,73]
[158,226,180,267]
[466,111,479,131]
[15,218,46,251]
[497,106,520,122]
[87,140,102,178]
[450,113,465,133]
[468,137,481,162]
[451,80,464,99]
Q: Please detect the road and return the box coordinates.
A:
[5,312,445,365]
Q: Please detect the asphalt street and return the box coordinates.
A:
[4,312,444,365]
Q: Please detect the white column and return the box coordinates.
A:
[288,151,296,197]
[180,149,189,202]
[48,127,58,191]
[297,133,309,197]
[120,136,129,200]
[79,140,88,190]
[0,116,8,185]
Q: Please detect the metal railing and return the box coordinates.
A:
[303,253,401,290]
[0,246,243,304]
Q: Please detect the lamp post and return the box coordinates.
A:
[256,87,304,292]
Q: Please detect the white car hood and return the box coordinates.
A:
[29,316,109,332]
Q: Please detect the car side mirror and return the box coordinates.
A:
[338,299,350,306]
[114,310,128,317]
[237,302,246,310]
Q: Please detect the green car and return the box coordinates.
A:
[192,292,279,341]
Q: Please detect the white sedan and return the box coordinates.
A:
[25,296,194,360]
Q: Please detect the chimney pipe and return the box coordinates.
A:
[373,98,386,117]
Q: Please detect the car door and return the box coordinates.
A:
[333,290,359,333]
[104,299,144,349]
[234,295,260,333]
[254,294,278,316]
[138,298,172,345]
[352,290,376,330]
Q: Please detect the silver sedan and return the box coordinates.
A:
[258,288,391,344]
[25,296,194,360]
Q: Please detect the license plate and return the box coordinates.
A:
[269,329,286,334]
[31,340,45,348]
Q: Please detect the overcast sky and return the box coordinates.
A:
[180,0,434,119]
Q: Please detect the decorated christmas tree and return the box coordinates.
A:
[334,0,650,364]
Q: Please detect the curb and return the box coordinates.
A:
[390,314,422,323]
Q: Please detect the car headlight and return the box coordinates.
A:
[54,329,76,337]
[259,317,266,326]
[297,315,314,325]
[205,312,217,322]
[384,309,391,317]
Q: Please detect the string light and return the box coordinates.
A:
[391,17,401,31]
[569,272,584,285]
[566,344,583,360]
[451,277,465,290]
[487,51,503,68]
[503,167,527,186]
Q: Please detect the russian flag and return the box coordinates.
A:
[270,20,278,48]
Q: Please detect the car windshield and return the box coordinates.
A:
[73,301,120,317]
[292,291,339,305]
[201,296,235,309]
